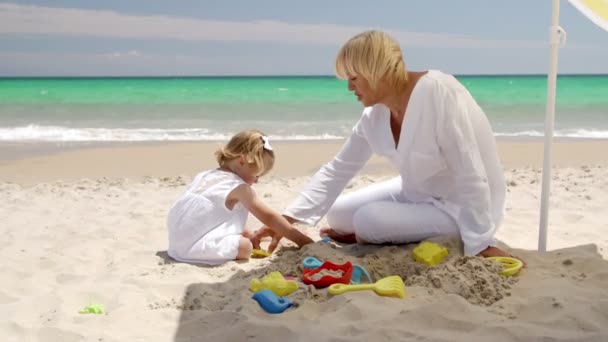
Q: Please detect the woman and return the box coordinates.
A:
[252,30,511,258]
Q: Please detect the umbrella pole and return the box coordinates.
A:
[539,0,563,252]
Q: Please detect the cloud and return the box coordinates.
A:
[0,3,545,48]
[0,50,227,76]
[107,50,142,58]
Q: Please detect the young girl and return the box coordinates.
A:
[167,129,314,265]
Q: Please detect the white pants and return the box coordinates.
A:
[326,177,459,244]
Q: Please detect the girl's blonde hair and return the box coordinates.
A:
[215,129,275,176]
[335,30,408,91]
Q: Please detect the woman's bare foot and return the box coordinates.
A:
[319,227,358,244]
[478,246,526,267]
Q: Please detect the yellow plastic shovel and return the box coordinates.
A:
[328,275,405,299]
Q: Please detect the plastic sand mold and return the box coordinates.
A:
[250,271,299,297]
[79,303,105,314]
[487,256,523,276]
[351,264,373,284]
[251,249,271,258]
[252,289,293,314]
[302,261,353,288]
[302,256,323,269]
[413,241,449,266]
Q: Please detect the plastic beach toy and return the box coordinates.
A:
[251,249,271,258]
[319,237,332,243]
[328,275,405,299]
[302,256,323,269]
[79,303,105,314]
[487,256,523,276]
[350,264,373,284]
[250,271,299,297]
[302,261,353,288]
[413,241,449,266]
[252,289,293,314]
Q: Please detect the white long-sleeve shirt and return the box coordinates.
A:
[284,70,506,256]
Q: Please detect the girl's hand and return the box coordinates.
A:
[250,226,283,253]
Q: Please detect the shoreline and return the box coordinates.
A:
[2,138,608,185]
[2,136,608,161]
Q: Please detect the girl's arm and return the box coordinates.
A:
[229,184,314,248]
[251,118,374,250]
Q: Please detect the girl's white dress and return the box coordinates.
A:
[167,169,248,265]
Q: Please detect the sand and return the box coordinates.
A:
[1,140,608,341]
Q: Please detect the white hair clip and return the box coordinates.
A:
[261,135,273,151]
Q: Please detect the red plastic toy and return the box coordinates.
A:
[302,261,353,288]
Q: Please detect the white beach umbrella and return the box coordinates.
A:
[538,0,608,252]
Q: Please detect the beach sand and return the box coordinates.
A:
[1,140,608,341]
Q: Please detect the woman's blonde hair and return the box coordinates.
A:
[335,30,408,91]
[215,129,275,176]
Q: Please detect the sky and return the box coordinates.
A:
[1,0,608,76]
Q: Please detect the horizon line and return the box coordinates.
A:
[1,72,608,79]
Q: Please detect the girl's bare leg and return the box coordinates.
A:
[236,236,253,260]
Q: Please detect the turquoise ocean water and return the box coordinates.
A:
[0,75,607,142]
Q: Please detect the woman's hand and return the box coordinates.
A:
[478,246,526,267]
[250,226,283,253]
